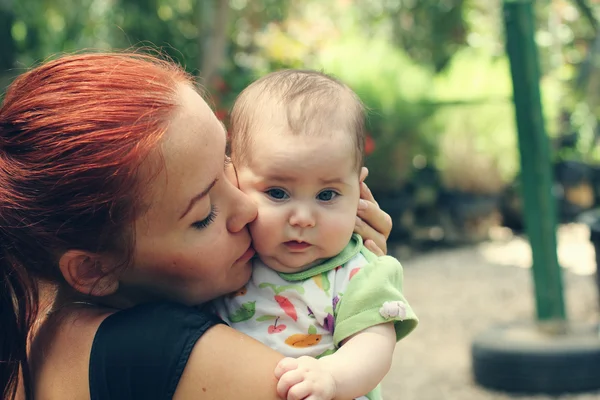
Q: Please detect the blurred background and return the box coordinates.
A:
[2,0,599,247]
[4,0,600,398]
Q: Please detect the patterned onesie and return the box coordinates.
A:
[215,234,418,400]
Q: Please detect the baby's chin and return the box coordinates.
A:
[257,254,327,274]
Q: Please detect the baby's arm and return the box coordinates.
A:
[274,322,396,400]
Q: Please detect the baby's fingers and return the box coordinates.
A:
[286,381,315,400]
[276,369,305,399]
[274,357,299,379]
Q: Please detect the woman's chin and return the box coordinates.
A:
[238,261,253,283]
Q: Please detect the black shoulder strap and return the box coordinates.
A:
[89,302,222,400]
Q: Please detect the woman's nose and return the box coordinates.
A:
[223,161,258,233]
[227,187,258,233]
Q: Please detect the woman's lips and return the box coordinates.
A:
[236,246,256,263]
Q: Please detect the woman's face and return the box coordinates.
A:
[119,84,257,305]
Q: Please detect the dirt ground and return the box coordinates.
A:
[381,224,600,400]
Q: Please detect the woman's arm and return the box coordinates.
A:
[174,324,285,400]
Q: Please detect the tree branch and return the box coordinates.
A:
[572,0,598,34]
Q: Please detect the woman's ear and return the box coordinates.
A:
[58,250,119,297]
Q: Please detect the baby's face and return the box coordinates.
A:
[235,130,360,273]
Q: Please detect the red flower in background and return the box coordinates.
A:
[212,76,228,93]
[215,109,228,121]
[365,134,376,155]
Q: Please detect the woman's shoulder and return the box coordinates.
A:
[32,301,285,400]
[31,302,219,400]
[90,302,223,400]
[95,301,221,337]
[30,306,113,400]
[94,301,286,400]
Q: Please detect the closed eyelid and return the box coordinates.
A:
[179,179,218,220]
[191,204,218,229]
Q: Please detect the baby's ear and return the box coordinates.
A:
[359,167,368,183]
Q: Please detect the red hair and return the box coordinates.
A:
[0,52,192,400]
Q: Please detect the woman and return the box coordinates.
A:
[0,52,392,400]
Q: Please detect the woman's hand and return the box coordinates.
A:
[354,168,392,256]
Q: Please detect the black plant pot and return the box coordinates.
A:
[371,189,414,244]
[499,182,524,233]
[580,209,600,309]
[554,161,595,222]
[591,164,600,208]
[592,230,600,309]
[437,190,501,244]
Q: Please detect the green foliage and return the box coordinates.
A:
[109,0,199,70]
[557,101,600,165]
[356,0,468,72]
[314,38,436,191]
[430,49,562,193]
[7,0,114,67]
[1,0,589,197]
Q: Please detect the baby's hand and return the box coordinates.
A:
[274,356,336,400]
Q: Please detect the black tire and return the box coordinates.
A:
[472,321,600,394]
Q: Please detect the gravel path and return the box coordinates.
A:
[381,224,600,400]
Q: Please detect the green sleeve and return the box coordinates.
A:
[333,255,418,347]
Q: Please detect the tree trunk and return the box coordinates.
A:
[197,0,231,87]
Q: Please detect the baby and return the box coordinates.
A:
[217,70,418,400]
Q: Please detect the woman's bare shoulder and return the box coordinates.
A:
[30,307,285,400]
[30,308,112,400]
[174,324,284,400]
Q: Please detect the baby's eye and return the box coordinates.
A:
[317,190,339,202]
[266,188,289,201]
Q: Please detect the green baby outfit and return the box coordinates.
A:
[215,234,418,400]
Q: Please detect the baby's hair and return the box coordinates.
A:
[229,70,365,170]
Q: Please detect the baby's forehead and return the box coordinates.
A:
[231,107,362,170]
[240,135,359,179]
[253,127,356,156]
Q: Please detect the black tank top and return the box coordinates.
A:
[89,302,223,400]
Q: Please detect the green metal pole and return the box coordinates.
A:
[503,0,566,323]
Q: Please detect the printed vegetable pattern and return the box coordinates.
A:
[228,301,256,323]
[284,325,322,348]
[240,261,370,355]
[307,306,334,334]
[255,316,287,334]
[349,267,360,280]
[323,305,334,334]
[258,282,304,321]
[332,295,340,311]
[312,272,331,295]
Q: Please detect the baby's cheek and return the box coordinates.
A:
[249,211,277,249]
[324,212,356,243]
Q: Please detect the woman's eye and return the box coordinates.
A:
[266,188,289,201]
[192,205,218,230]
[317,190,338,202]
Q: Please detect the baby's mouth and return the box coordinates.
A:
[283,240,311,251]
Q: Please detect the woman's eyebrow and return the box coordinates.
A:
[179,178,218,219]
